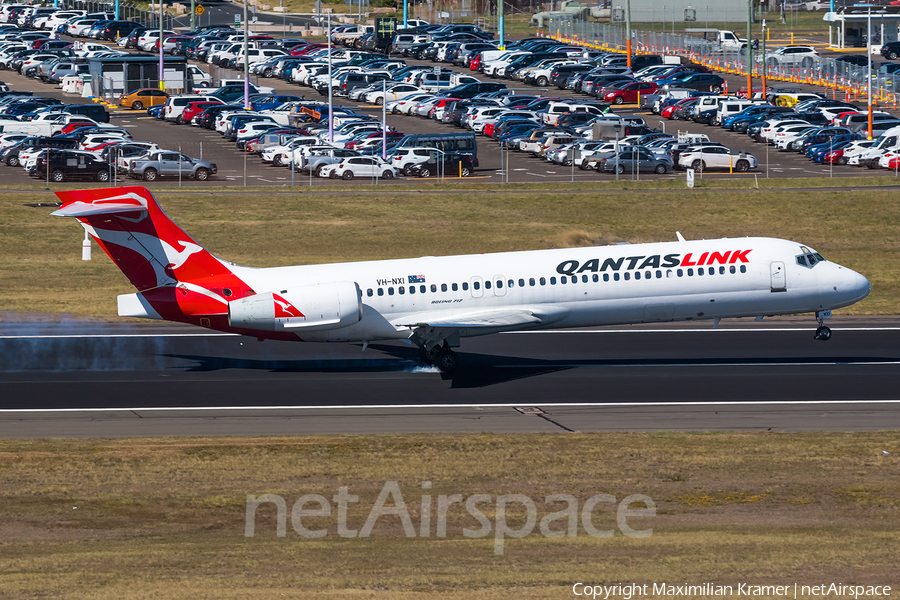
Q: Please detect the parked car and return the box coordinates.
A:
[407,154,474,177]
[678,147,757,171]
[330,155,397,180]
[119,88,169,110]
[128,150,217,181]
[33,149,112,182]
[600,147,673,174]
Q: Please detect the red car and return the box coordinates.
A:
[58,120,99,135]
[469,52,483,71]
[662,97,696,119]
[181,100,223,125]
[602,81,659,105]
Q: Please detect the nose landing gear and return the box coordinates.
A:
[814,311,832,341]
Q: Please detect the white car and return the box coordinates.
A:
[363,84,422,105]
[0,132,28,150]
[264,136,320,166]
[678,147,757,172]
[389,94,433,116]
[387,147,441,175]
[760,45,820,67]
[773,125,817,151]
[331,156,398,180]
[841,140,876,165]
[760,119,811,143]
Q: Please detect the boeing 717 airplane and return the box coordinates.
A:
[53,186,871,372]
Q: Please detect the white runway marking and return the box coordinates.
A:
[1,399,899,414]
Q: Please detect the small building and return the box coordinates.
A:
[823,10,900,50]
[88,55,190,99]
[617,0,747,24]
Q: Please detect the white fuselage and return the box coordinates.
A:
[206,237,869,343]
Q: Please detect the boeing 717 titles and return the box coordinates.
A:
[53,187,871,372]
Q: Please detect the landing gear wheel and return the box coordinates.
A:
[420,345,441,364]
[815,326,832,341]
[435,348,459,373]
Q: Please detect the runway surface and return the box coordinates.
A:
[1,316,899,437]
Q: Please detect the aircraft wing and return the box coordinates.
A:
[397,305,570,347]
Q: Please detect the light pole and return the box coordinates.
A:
[867,7,873,140]
[382,78,387,160]
[328,12,333,144]
[498,0,505,51]
[243,0,250,109]
[158,0,163,91]
[746,0,752,99]
[625,0,631,69]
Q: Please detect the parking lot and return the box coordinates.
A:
[2,29,899,187]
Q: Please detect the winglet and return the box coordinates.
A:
[676,231,686,242]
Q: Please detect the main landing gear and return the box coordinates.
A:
[419,342,459,373]
[814,311,832,341]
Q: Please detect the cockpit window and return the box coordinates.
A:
[797,248,826,268]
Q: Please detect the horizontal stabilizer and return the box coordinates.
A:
[52,188,152,218]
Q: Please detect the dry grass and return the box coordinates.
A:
[0,433,898,598]
[1,182,899,319]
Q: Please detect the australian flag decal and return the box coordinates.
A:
[408,275,426,283]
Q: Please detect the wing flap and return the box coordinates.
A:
[397,305,570,330]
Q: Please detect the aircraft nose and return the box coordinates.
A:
[854,270,871,302]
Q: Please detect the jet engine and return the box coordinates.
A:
[228,281,362,332]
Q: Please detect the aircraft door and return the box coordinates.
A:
[493,275,506,297]
[770,261,786,292]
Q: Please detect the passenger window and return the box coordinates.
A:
[452,283,458,291]
[613,273,620,281]
[399,286,405,294]
[474,281,480,290]
[367,288,373,297]
[431,284,437,292]
[740,265,747,273]
[656,270,662,279]
[582,275,588,283]
[550,277,556,285]
[560,276,567,284]
[496,280,503,289]
[698,268,704,276]
[462,282,468,291]
[388,287,394,295]
[441,283,448,292]
[603,273,609,282]
[409,286,416,294]
[540,277,546,285]
[677,269,683,277]
[730,265,736,274]
[624,273,631,281]
[688,268,694,276]
[635,272,641,280]
[529,278,535,286]
[719,266,725,275]
[508,279,514,288]
[485,281,492,290]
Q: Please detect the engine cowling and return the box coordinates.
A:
[227,281,362,332]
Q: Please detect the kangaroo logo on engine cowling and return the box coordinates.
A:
[556,250,753,275]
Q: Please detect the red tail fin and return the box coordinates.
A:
[53,186,254,320]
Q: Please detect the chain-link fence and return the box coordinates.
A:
[537,19,900,107]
